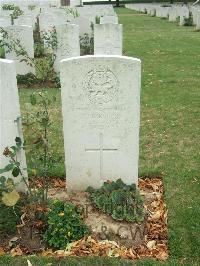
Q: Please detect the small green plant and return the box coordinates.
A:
[41,28,58,53]
[44,200,89,249]
[62,7,79,18]
[24,92,57,204]
[1,3,15,10]
[95,16,100,24]
[34,42,45,58]
[0,198,22,236]
[0,137,30,203]
[34,17,45,58]
[86,179,145,223]
[0,174,24,235]
[11,6,23,20]
[28,5,36,11]
[80,33,94,55]
[0,91,57,209]
[17,73,38,86]
[1,4,24,20]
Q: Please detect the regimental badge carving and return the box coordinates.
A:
[84,68,119,104]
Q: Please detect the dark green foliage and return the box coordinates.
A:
[184,12,193,26]
[11,6,23,19]
[0,201,21,235]
[51,75,61,88]
[80,34,94,55]
[95,16,100,24]
[34,42,45,58]
[0,47,5,58]
[33,19,45,58]
[0,176,22,236]
[1,4,24,19]
[86,179,145,223]
[44,200,89,249]
[161,4,172,7]
[1,3,15,10]
[17,73,38,86]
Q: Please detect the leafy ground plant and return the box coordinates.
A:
[44,200,89,249]
[87,179,145,223]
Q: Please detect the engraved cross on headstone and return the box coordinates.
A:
[85,133,118,179]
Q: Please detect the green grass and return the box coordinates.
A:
[1,7,200,266]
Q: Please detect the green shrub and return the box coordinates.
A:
[17,73,38,86]
[0,202,21,235]
[1,4,24,19]
[0,178,22,235]
[184,12,193,26]
[1,3,15,10]
[51,74,61,88]
[12,6,23,19]
[34,42,45,58]
[86,179,145,223]
[95,16,100,24]
[44,200,89,249]
[80,33,94,55]
[161,4,172,7]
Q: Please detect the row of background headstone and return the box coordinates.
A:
[125,3,200,30]
[0,3,140,191]
[0,3,123,74]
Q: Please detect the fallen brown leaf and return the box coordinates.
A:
[41,249,54,257]
[10,246,23,256]
[0,247,5,256]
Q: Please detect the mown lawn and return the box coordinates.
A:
[1,7,199,266]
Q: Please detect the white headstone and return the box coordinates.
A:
[100,15,118,24]
[39,12,65,33]
[168,7,178,22]
[70,0,82,7]
[54,23,80,72]
[3,25,35,75]
[0,16,11,26]
[70,16,92,36]
[60,55,141,191]
[196,10,200,30]
[0,59,27,192]
[94,24,122,55]
[179,15,185,26]
[14,15,35,28]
